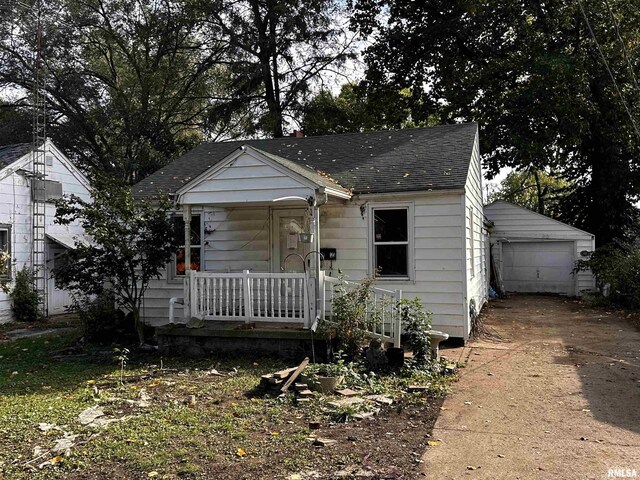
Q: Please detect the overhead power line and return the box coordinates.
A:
[576,0,640,140]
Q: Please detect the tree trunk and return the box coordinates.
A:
[132,307,145,346]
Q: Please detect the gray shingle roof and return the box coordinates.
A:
[133,123,478,198]
[0,143,32,170]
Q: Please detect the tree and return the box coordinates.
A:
[488,169,571,216]
[351,0,640,245]
[200,0,356,138]
[0,0,238,184]
[302,83,418,136]
[53,180,179,344]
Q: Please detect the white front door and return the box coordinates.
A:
[46,243,71,315]
[272,209,309,273]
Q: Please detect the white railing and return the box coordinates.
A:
[320,273,402,348]
[186,270,311,326]
[181,271,402,346]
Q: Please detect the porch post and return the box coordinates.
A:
[312,199,321,328]
[183,204,191,319]
[183,204,192,273]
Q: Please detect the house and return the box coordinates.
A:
[484,200,596,296]
[134,123,488,344]
[0,140,91,322]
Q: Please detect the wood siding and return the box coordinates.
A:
[142,193,471,338]
[484,200,596,295]
[463,134,488,338]
[0,143,90,322]
[180,152,316,205]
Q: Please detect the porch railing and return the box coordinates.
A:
[180,270,402,347]
[186,270,311,326]
[319,273,402,348]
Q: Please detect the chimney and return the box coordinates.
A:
[290,130,304,138]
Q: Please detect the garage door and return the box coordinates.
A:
[502,241,575,294]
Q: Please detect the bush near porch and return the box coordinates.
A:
[0,329,454,480]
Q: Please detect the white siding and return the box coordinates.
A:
[322,194,467,338]
[181,151,316,204]
[142,193,471,338]
[463,133,488,338]
[0,142,90,322]
[484,200,596,295]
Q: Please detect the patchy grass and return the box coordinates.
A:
[0,333,453,479]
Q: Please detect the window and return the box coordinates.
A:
[0,225,10,279]
[174,214,201,276]
[373,208,409,278]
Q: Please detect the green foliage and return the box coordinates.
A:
[396,298,432,364]
[0,250,10,294]
[351,0,640,245]
[10,266,42,322]
[53,180,180,344]
[72,290,130,344]
[575,243,640,309]
[488,169,572,216]
[324,276,382,357]
[302,83,428,136]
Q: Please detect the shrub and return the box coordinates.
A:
[397,298,432,364]
[10,266,42,321]
[71,291,130,344]
[575,243,640,309]
[325,276,382,357]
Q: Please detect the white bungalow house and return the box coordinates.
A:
[0,140,91,322]
[134,124,488,343]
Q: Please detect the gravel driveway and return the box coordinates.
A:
[422,294,640,479]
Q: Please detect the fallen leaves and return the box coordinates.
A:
[49,456,63,464]
[236,448,246,458]
[427,440,440,447]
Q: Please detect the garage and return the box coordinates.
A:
[484,200,596,296]
[501,241,575,294]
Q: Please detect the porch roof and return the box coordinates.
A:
[133,123,478,198]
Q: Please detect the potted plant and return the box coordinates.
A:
[303,357,352,394]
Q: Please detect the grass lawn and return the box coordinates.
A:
[0,328,453,479]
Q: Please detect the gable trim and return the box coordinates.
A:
[176,145,350,202]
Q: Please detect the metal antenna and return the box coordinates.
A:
[31,0,47,317]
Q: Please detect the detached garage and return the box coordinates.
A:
[484,200,596,296]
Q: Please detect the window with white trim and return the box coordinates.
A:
[173,214,202,276]
[0,225,9,279]
[373,207,409,278]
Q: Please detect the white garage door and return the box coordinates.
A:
[502,241,575,294]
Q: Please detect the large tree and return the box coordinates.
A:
[0,0,242,184]
[199,0,356,138]
[352,0,640,245]
[302,83,418,136]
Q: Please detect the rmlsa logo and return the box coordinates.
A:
[608,468,638,478]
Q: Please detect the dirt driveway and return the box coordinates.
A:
[422,294,640,479]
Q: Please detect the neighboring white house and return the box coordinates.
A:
[484,200,596,296]
[0,140,91,322]
[134,124,488,341]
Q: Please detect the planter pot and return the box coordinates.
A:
[314,375,344,394]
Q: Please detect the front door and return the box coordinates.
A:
[272,209,308,273]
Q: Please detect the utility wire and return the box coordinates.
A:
[602,0,640,102]
[576,0,640,140]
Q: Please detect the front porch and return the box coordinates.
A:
[154,144,404,354]
[170,270,403,348]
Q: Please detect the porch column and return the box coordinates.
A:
[183,204,191,320]
[183,204,191,273]
[310,198,321,329]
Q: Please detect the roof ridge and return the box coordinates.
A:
[203,122,478,147]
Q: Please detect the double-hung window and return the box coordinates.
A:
[0,225,10,279]
[173,214,202,276]
[372,207,410,278]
